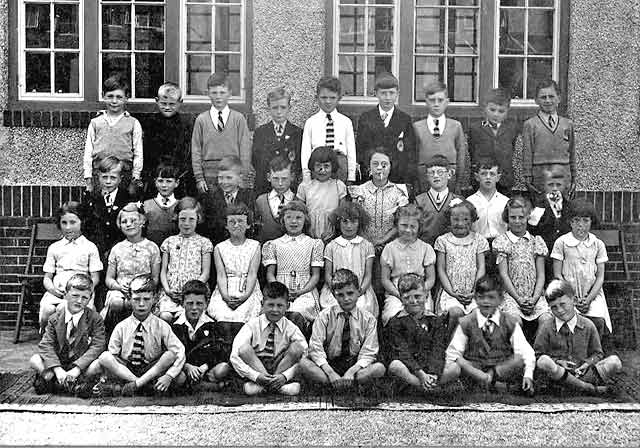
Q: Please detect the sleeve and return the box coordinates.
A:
[229,323,262,382]
[356,315,379,369]
[337,180,348,200]
[345,118,357,182]
[521,119,535,182]
[73,313,106,371]
[83,120,96,179]
[444,325,468,364]
[533,235,549,257]
[311,239,325,267]
[323,241,335,262]
[492,234,510,265]
[38,318,63,369]
[380,243,393,268]
[363,239,375,259]
[131,118,144,179]
[108,244,119,269]
[434,235,446,253]
[202,236,214,254]
[87,243,104,273]
[108,321,124,355]
[162,322,186,379]
[149,241,162,267]
[422,243,436,266]
[238,115,253,169]
[510,323,535,379]
[43,245,57,274]
[160,236,171,254]
[550,237,565,261]
[261,240,277,266]
[476,235,490,254]
[595,239,608,264]
[308,312,330,367]
[296,182,307,202]
[389,319,421,373]
[533,322,551,358]
[300,119,313,182]
[191,116,204,183]
[397,186,409,207]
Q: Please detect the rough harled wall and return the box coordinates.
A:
[568,0,640,190]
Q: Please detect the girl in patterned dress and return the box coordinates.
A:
[319,201,378,317]
[493,197,551,328]
[262,200,324,322]
[434,199,489,326]
[208,203,263,322]
[296,146,347,242]
[158,197,213,323]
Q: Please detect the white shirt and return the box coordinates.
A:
[155,193,176,208]
[378,105,394,128]
[426,114,446,135]
[429,187,449,205]
[467,190,509,239]
[65,307,84,340]
[223,189,238,204]
[273,120,287,136]
[173,312,214,341]
[555,314,578,333]
[102,188,118,207]
[301,109,357,181]
[209,105,230,129]
[268,189,294,217]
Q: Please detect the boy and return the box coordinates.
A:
[413,81,467,194]
[230,281,307,396]
[522,79,575,197]
[356,72,417,185]
[254,156,296,242]
[444,275,535,393]
[534,280,621,394]
[90,275,185,396]
[30,274,106,395]
[83,74,143,197]
[192,73,252,195]
[252,87,303,195]
[468,89,518,195]
[173,280,231,390]
[143,164,179,247]
[415,154,463,246]
[301,76,356,184]
[200,155,256,246]
[466,157,509,242]
[387,274,455,392]
[141,82,195,198]
[300,269,386,389]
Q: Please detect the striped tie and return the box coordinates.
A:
[340,312,351,357]
[264,323,276,358]
[218,111,225,132]
[276,194,285,219]
[67,319,77,346]
[325,113,334,148]
[129,323,145,367]
[433,119,441,138]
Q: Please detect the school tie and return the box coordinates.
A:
[482,316,494,343]
[559,322,573,354]
[224,192,234,206]
[325,113,335,148]
[104,192,112,208]
[276,194,285,219]
[433,119,440,138]
[381,111,388,125]
[218,111,225,132]
[67,319,77,345]
[162,197,169,206]
[340,312,351,357]
[129,323,145,367]
[548,115,555,129]
[276,123,284,136]
[264,322,276,358]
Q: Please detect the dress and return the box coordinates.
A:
[158,234,213,314]
[319,236,378,317]
[492,231,550,321]
[380,238,437,325]
[208,239,263,323]
[434,232,489,314]
[296,179,347,239]
[262,234,324,321]
[550,232,611,332]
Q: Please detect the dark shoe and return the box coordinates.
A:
[73,382,94,399]
[92,380,121,397]
[121,381,138,397]
[33,376,55,395]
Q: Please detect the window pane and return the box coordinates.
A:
[499,9,525,55]
[368,7,394,52]
[340,0,366,4]
[416,0,445,5]
[339,54,365,96]
[54,52,80,93]
[135,5,164,51]
[367,55,392,96]
[448,8,478,55]
[528,9,554,55]
[102,5,131,50]
[25,4,50,48]
[102,52,131,85]
[530,0,554,6]
[526,58,552,98]
[339,6,365,53]
[415,8,445,53]
[187,5,212,51]
[215,5,242,52]
[450,0,478,5]
[498,57,523,99]
[135,53,164,98]
[54,4,79,49]
[215,54,241,94]
[448,57,477,102]
[25,52,50,92]
[414,56,444,101]
[186,54,211,95]
[500,0,525,5]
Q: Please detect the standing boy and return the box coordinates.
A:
[252,87,303,195]
[254,156,296,243]
[192,73,252,195]
[301,76,356,184]
[413,81,467,194]
[143,164,179,247]
[356,72,416,186]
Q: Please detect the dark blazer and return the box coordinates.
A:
[468,120,519,190]
[529,195,573,252]
[199,188,256,246]
[251,121,303,194]
[82,188,132,258]
[356,107,417,185]
[172,321,222,367]
[38,307,106,371]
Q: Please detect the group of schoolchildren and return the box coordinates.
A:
[29,70,622,400]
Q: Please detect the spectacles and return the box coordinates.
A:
[425,168,449,177]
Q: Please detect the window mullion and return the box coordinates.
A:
[49,2,55,93]
[363,2,369,96]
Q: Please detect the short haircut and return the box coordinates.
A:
[374,72,399,91]
[103,73,130,96]
[55,201,85,230]
[97,155,124,173]
[157,82,182,101]
[308,146,338,175]
[182,279,209,300]
[316,76,342,96]
[501,195,532,223]
[267,87,291,106]
[397,273,425,296]
[329,201,370,235]
[263,281,289,302]
[393,204,423,229]
[269,155,293,173]
[207,72,232,90]
[566,199,600,228]
[473,156,501,173]
[483,88,511,107]
[330,269,360,292]
[225,202,253,226]
[367,146,393,166]
[278,200,310,234]
[117,202,146,229]
[444,199,479,223]
[424,154,451,169]
[129,275,156,295]
[545,279,575,303]
[424,80,447,97]
[475,274,503,295]
[535,78,560,97]
[154,163,180,180]
[218,155,244,175]
[65,273,93,292]
[174,196,204,223]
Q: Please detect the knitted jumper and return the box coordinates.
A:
[255,193,285,243]
[143,198,178,247]
[459,310,517,367]
[522,113,575,181]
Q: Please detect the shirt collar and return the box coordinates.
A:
[506,230,532,243]
[429,187,449,200]
[268,189,294,201]
[259,313,285,332]
[281,233,309,243]
[476,309,501,327]
[174,312,213,333]
[555,314,578,333]
[155,193,176,207]
[334,235,363,247]
[102,188,118,200]
[427,114,446,126]
[396,238,420,250]
[63,234,86,245]
[335,305,359,320]
[539,111,559,122]
[223,189,238,200]
[132,313,153,330]
[564,232,596,247]
[65,307,84,325]
[321,109,336,120]
[482,120,501,129]
[364,179,394,193]
[273,120,287,129]
[211,105,230,115]
[378,105,394,119]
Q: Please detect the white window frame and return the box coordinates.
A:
[18,0,84,101]
[180,0,246,103]
[332,0,400,104]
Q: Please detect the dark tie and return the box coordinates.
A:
[104,193,111,208]
[276,194,285,218]
[162,197,169,206]
[218,111,225,132]
[325,113,335,148]
[340,312,351,357]
[559,322,573,354]
[224,192,233,205]
[276,124,283,136]
[548,115,555,129]
[482,316,494,344]
[264,323,276,358]
[67,319,77,345]
[433,119,440,138]
[129,323,145,367]
[381,111,388,124]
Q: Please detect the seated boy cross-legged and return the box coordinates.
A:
[300,269,386,390]
[534,279,621,394]
[443,274,536,394]
[230,281,307,396]
[89,275,185,396]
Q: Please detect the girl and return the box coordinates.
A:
[319,202,378,317]
[102,203,161,329]
[262,200,324,322]
[296,146,347,242]
[208,203,263,322]
[434,199,489,325]
[551,199,611,337]
[158,197,213,323]
[493,197,550,326]
[39,201,103,331]
[380,204,436,326]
